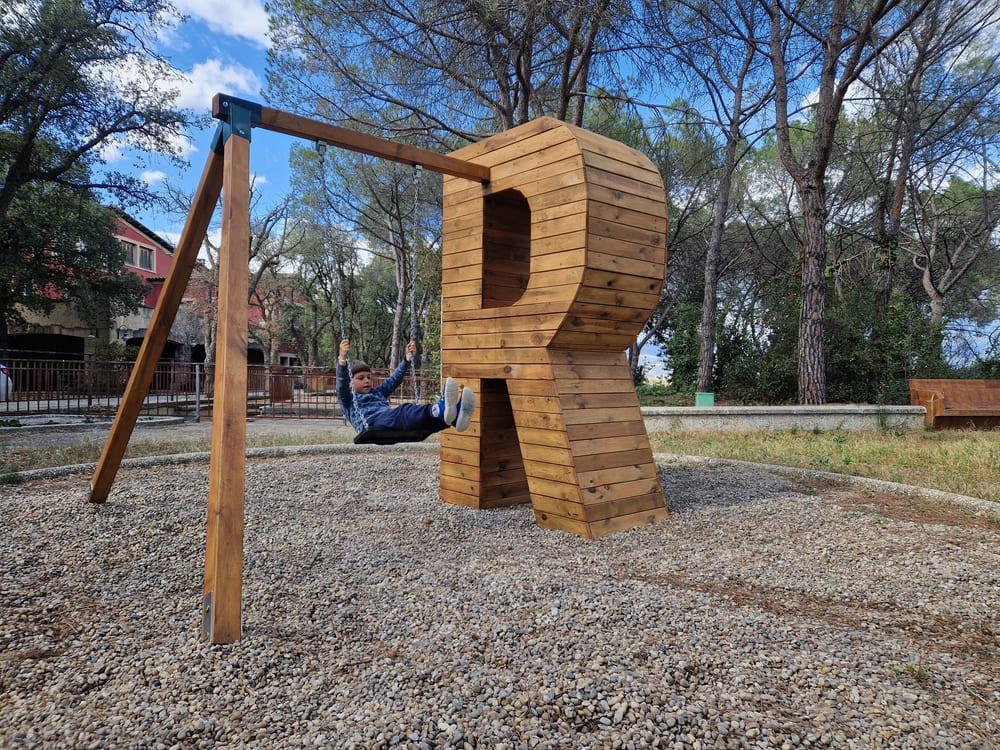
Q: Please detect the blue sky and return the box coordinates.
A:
[112,2,678,378]
[118,1,289,245]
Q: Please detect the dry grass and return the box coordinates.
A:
[650,428,1000,503]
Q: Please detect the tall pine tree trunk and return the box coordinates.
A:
[798,184,828,404]
[695,139,738,393]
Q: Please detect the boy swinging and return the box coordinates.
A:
[337,339,476,438]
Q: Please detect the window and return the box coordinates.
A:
[120,240,137,266]
[139,247,154,271]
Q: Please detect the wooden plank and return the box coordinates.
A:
[574,448,655,474]
[568,125,662,173]
[527,477,581,502]
[563,406,644,426]
[515,427,571,449]
[490,139,582,182]
[440,473,480,496]
[534,510,592,538]
[590,199,668,232]
[582,269,662,295]
[588,506,668,537]
[254,103,490,182]
[559,391,639,409]
[589,216,666,251]
[523,459,577,483]
[574,285,660,310]
[202,133,251,645]
[580,477,662,505]
[512,411,565,430]
[589,184,669,220]
[565,419,647,441]
[582,149,663,185]
[531,494,588,520]
[571,433,651,457]
[443,348,554,364]
[577,462,658,488]
[519,443,575,466]
[449,116,563,162]
[89,148,223,503]
[587,167,667,202]
[440,486,482,509]
[587,251,664,279]
[440,461,480,482]
[584,491,666,523]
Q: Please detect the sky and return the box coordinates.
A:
[117,0,288,246]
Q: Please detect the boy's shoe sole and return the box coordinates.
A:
[442,377,459,425]
[455,387,476,433]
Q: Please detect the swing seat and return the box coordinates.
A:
[353,426,438,446]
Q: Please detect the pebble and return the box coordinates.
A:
[0,454,997,748]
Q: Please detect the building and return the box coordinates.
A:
[11,211,300,365]
[12,212,177,359]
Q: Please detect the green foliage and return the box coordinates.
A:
[0,180,148,346]
[636,383,691,406]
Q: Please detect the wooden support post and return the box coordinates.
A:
[202,132,251,644]
[88,149,224,503]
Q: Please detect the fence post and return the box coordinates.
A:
[195,363,201,422]
[87,355,94,411]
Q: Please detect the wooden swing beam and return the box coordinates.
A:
[87,94,489,643]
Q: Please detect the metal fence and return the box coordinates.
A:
[0,356,440,420]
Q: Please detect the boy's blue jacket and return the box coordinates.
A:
[337,359,409,431]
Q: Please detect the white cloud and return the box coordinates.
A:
[172,0,270,47]
[98,137,126,163]
[175,59,261,113]
[140,170,168,186]
[251,173,267,186]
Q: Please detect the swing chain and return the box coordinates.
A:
[316,138,367,431]
[409,163,421,401]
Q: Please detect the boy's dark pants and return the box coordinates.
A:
[368,404,448,433]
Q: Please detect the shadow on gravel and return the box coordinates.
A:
[659,464,801,513]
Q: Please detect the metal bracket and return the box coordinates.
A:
[201,591,213,640]
[211,93,262,149]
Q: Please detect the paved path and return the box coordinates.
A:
[0,418,355,450]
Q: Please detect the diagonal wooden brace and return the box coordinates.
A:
[88,147,225,503]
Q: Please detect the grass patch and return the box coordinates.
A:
[0,466,22,484]
[650,428,1000,503]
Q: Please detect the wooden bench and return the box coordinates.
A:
[908,379,1000,428]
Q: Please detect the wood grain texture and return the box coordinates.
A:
[440,117,669,538]
[202,134,251,644]
[908,379,1000,428]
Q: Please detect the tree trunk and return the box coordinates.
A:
[797,185,828,404]
[695,140,739,393]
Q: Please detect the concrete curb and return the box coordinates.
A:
[652,452,999,515]
[12,442,439,483]
[10,443,995,518]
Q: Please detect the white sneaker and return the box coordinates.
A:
[455,387,476,433]
[442,377,459,425]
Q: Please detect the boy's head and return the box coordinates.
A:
[349,360,372,393]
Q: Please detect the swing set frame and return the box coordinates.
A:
[87,94,489,643]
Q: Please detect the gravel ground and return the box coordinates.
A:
[1,452,998,749]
